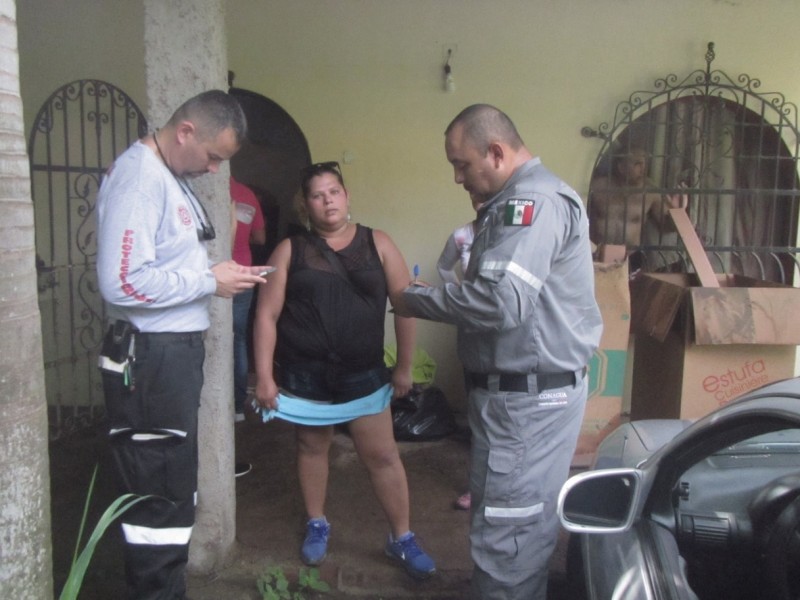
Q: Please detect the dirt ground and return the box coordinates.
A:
[49,412,572,599]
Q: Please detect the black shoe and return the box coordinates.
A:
[235,462,252,478]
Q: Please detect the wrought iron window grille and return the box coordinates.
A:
[583,42,800,284]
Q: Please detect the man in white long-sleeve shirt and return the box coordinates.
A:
[96,90,267,600]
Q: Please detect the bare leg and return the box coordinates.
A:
[296,424,334,519]
[348,407,410,537]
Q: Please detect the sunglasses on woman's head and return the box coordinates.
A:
[301,161,342,177]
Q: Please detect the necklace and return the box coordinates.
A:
[152,129,216,241]
[152,129,173,174]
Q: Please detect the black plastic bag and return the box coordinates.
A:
[391,386,456,441]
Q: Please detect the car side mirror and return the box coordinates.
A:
[557,468,641,533]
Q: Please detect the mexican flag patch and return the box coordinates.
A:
[505,199,534,226]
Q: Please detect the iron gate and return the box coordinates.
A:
[29,79,147,440]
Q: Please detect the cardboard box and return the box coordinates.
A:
[630,272,800,420]
[573,259,630,467]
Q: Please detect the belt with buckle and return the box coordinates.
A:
[467,367,587,393]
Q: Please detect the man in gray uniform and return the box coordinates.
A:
[394,104,602,600]
[97,90,268,599]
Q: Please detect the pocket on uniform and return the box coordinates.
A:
[110,430,196,501]
[487,448,515,474]
[483,448,543,526]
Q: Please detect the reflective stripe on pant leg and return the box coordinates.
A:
[111,428,197,600]
[468,378,587,599]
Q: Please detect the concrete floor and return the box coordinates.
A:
[50,412,572,599]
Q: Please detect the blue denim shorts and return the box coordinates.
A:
[279,364,391,404]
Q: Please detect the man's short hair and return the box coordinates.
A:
[168,90,247,144]
[445,104,524,153]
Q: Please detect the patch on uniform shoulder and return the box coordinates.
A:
[504,199,534,226]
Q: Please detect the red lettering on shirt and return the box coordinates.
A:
[178,205,192,227]
[117,229,154,303]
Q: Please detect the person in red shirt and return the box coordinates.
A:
[231,177,266,424]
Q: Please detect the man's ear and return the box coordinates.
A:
[487,142,505,169]
[175,120,196,145]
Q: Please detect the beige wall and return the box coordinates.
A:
[16,0,800,406]
[17,1,146,128]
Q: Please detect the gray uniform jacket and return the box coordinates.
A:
[403,157,603,375]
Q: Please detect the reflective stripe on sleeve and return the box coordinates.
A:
[482,260,543,290]
[484,501,544,519]
[122,522,193,545]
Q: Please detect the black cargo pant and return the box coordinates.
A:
[102,330,205,600]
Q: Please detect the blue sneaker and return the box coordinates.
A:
[384,531,436,580]
[301,517,330,565]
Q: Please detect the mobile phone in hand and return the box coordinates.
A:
[258,267,277,277]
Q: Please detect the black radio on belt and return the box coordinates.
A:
[98,320,138,389]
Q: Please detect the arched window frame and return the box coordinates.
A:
[584,42,800,283]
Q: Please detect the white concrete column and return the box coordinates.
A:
[0,0,54,597]
[143,0,236,573]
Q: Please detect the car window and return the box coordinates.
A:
[715,428,800,455]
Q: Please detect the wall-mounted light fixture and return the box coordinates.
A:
[443,48,455,93]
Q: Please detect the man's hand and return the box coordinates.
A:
[211,260,272,298]
[667,182,689,210]
[390,288,415,317]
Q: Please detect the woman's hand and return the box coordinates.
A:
[391,367,413,400]
[254,377,280,411]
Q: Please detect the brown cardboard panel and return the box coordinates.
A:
[574,261,630,467]
[630,273,688,342]
[631,272,800,346]
[631,333,797,420]
[669,207,720,288]
[672,344,795,419]
[691,287,800,344]
[594,260,631,349]
[630,332,686,420]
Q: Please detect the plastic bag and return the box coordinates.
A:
[383,344,437,385]
[391,385,456,441]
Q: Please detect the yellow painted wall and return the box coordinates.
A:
[16,0,800,406]
[225,0,800,404]
[17,1,146,127]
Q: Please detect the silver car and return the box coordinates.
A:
[558,376,800,600]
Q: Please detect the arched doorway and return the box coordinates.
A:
[228,86,311,261]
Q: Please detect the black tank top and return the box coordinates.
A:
[276,224,388,375]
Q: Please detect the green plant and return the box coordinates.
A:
[256,565,331,600]
[58,465,151,600]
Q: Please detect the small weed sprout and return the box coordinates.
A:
[256,565,331,599]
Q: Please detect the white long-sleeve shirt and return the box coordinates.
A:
[96,141,217,332]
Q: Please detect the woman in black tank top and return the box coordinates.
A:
[251,162,436,580]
